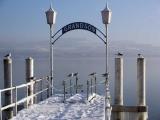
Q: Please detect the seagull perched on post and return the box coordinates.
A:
[67,73,72,77]
[89,72,96,76]
[102,73,108,77]
[73,72,78,76]
[4,53,11,58]
[115,52,123,56]
[67,73,74,77]
[138,53,143,58]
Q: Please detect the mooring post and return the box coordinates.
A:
[47,76,50,98]
[63,81,66,102]
[75,76,78,94]
[26,57,34,107]
[115,57,123,105]
[137,56,146,106]
[70,78,72,96]
[40,80,43,101]
[3,57,13,119]
[91,77,93,95]
[94,76,97,94]
[87,80,89,100]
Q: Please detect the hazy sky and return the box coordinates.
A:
[0,0,160,57]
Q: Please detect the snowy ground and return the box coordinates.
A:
[12,94,105,120]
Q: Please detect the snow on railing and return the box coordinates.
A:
[0,76,51,120]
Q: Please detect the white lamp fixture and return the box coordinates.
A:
[45,5,57,28]
[101,3,112,24]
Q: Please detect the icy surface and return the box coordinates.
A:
[12,94,104,120]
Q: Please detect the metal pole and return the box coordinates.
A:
[105,24,111,120]
[15,87,17,115]
[50,26,54,96]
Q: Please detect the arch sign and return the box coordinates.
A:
[62,22,96,34]
[52,22,106,45]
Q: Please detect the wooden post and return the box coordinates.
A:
[95,76,97,94]
[87,80,89,100]
[3,57,13,119]
[91,77,93,95]
[63,81,66,102]
[75,76,78,93]
[115,57,124,105]
[137,57,146,106]
[70,78,72,96]
[40,80,43,101]
[47,76,50,98]
[26,57,34,107]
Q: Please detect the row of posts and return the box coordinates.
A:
[3,57,50,119]
[63,73,79,102]
[87,73,97,100]
[62,72,97,102]
[114,56,146,106]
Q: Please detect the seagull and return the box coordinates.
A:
[4,53,11,58]
[89,72,96,76]
[102,73,108,77]
[67,73,72,77]
[138,53,143,58]
[116,52,123,56]
[67,73,75,77]
[73,72,78,76]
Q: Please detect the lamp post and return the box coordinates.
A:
[101,2,112,120]
[45,4,57,95]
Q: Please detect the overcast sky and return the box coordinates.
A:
[0,0,160,57]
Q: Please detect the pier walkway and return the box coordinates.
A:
[12,94,104,120]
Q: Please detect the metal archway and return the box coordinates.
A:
[51,22,106,45]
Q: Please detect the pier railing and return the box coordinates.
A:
[0,76,51,120]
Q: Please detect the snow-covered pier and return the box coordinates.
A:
[0,56,148,120]
[12,94,104,120]
[11,94,148,120]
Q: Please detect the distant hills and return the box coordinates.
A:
[0,38,160,59]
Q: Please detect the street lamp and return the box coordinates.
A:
[101,2,112,120]
[45,4,57,96]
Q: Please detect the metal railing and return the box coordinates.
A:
[0,76,51,120]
